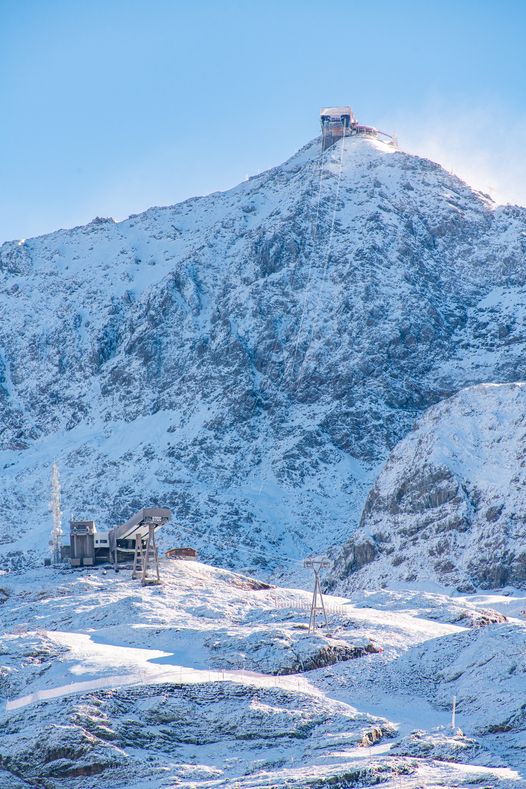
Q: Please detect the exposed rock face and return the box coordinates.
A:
[1,136,526,573]
[332,383,526,591]
[209,631,382,676]
[0,682,397,788]
[391,730,506,767]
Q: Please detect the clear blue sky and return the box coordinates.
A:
[1,0,525,242]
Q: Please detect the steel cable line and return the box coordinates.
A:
[255,136,338,498]
[138,514,309,569]
[280,138,327,387]
[294,133,347,388]
[255,140,326,496]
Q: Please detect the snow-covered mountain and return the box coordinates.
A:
[2,559,526,787]
[3,133,526,787]
[331,382,526,593]
[1,134,526,574]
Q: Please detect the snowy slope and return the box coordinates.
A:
[1,135,526,573]
[1,559,525,787]
[332,382,526,592]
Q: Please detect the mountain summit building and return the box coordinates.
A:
[320,106,395,150]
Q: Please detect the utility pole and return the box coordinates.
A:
[304,557,330,634]
[451,695,457,731]
[49,462,63,565]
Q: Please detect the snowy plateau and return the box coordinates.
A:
[1,134,526,787]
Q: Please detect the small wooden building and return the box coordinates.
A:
[165,547,198,561]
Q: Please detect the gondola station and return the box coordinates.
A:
[320,106,395,150]
[65,507,172,585]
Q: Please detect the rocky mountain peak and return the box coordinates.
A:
[0,135,525,576]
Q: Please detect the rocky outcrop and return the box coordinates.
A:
[0,681,396,787]
[281,637,381,674]
[391,730,506,767]
[0,722,126,784]
[332,383,526,591]
[204,627,380,676]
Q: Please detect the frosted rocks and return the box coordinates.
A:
[334,383,526,592]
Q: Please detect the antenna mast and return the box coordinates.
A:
[50,462,63,565]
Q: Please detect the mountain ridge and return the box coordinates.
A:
[331,381,526,592]
[1,135,525,576]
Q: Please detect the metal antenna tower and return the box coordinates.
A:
[49,462,63,565]
[304,557,330,633]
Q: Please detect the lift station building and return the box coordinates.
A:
[320,106,394,151]
[67,507,172,567]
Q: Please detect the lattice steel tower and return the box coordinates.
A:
[304,557,330,633]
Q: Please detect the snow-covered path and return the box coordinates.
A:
[5,629,324,713]
[5,666,324,712]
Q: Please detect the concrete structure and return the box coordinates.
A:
[320,106,355,151]
[66,508,172,580]
[109,507,171,548]
[69,520,96,567]
[111,507,171,584]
